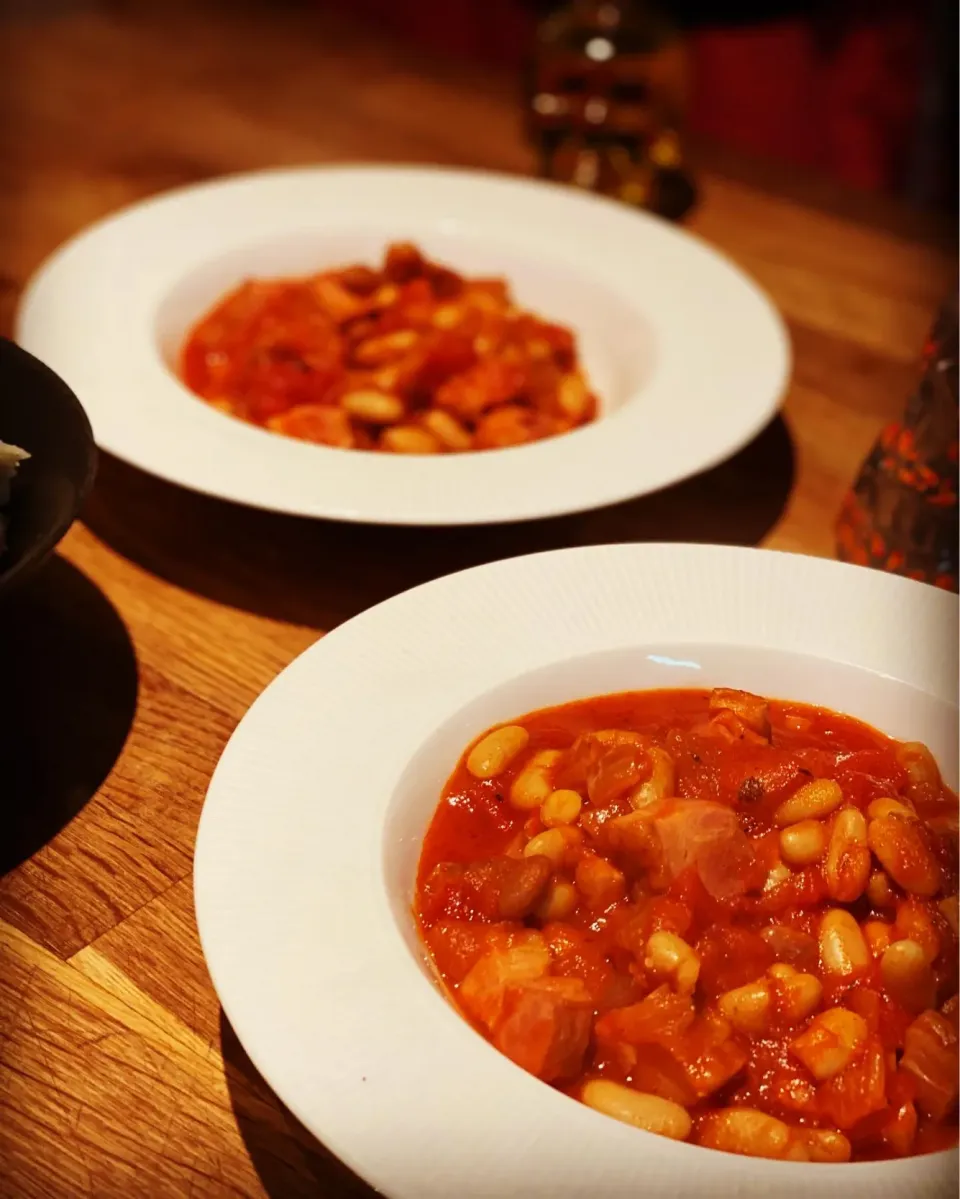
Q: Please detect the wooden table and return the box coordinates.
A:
[0,2,954,1195]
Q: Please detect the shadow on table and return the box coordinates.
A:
[84,413,795,631]
[0,554,139,875]
[220,1011,379,1198]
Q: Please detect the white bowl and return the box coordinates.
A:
[16,166,789,525]
[193,543,958,1198]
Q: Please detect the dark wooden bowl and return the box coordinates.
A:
[0,339,97,595]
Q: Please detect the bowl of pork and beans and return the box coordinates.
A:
[414,686,958,1163]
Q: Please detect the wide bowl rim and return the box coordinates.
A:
[15,163,790,526]
[193,542,957,1199]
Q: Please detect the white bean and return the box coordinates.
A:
[467,726,529,779]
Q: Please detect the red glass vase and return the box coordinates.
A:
[836,295,958,591]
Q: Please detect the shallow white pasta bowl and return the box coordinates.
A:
[16,166,789,526]
[194,542,957,1198]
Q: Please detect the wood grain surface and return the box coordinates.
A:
[0,2,954,1195]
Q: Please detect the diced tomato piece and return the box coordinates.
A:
[538,321,576,368]
[715,748,808,812]
[474,404,560,450]
[586,742,651,808]
[696,925,775,999]
[594,969,643,1013]
[846,988,883,1036]
[413,333,476,393]
[419,861,471,923]
[463,277,510,306]
[419,856,552,924]
[881,1100,919,1157]
[540,922,586,959]
[594,984,696,1048]
[629,1042,699,1106]
[424,262,463,298]
[830,749,907,807]
[759,923,820,973]
[818,1040,888,1129]
[427,920,528,984]
[673,1011,749,1099]
[597,991,746,1103]
[846,987,912,1051]
[771,1073,819,1117]
[845,1069,920,1157]
[265,400,353,443]
[723,1036,818,1119]
[557,732,650,809]
[616,897,693,960]
[662,865,715,920]
[901,1009,959,1120]
[435,359,526,420]
[548,934,615,1007]
[888,1069,918,1108]
[592,811,663,876]
[752,867,829,916]
[383,242,426,282]
[251,353,342,407]
[393,280,437,327]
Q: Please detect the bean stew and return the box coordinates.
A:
[415,688,959,1162]
[180,242,598,453]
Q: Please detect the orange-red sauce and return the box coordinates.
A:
[415,688,959,1162]
[180,242,598,454]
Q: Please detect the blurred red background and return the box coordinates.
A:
[322,0,953,202]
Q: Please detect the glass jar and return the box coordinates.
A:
[525,0,696,220]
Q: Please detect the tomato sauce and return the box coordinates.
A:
[415,688,959,1163]
[179,242,598,454]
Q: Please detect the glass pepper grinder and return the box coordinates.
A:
[525,0,697,220]
[836,292,959,591]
